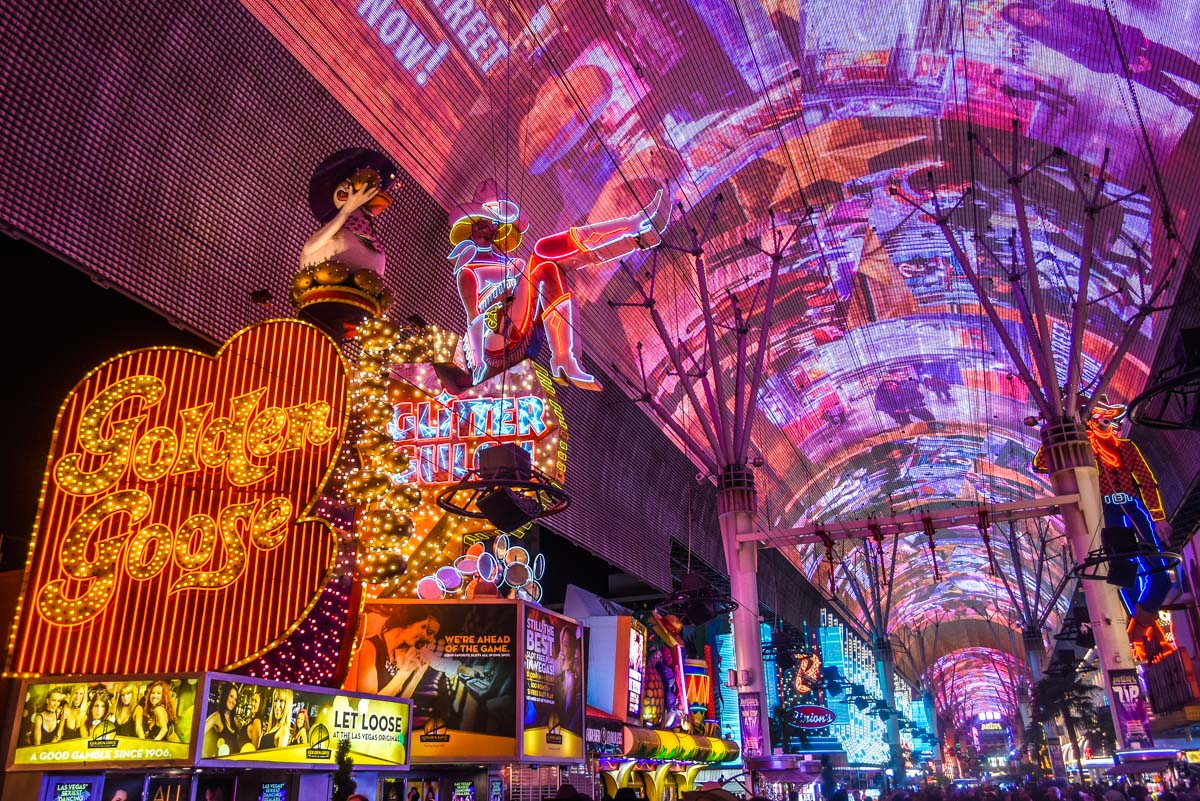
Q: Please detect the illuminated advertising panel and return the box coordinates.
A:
[627,622,646,718]
[198,672,410,769]
[683,659,715,728]
[452,779,476,801]
[737,694,764,758]
[584,715,625,756]
[344,599,518,761]
[6,319,348,676]
[45,777,102,801]
[579,612,642,723]
[8,676,200,771]
[1110,668,1155,749]
[522,606,584,761]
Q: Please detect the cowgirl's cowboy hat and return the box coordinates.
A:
[448,179,529,254]
[450,179,529,230]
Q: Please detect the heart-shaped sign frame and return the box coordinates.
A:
[6,319,348,676]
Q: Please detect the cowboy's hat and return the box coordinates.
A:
[1090,394,1128,420]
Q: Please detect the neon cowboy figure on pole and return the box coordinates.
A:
[443,188,670,392]
[1036,396,1172,623]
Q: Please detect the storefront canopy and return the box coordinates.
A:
[1107,760,1173,776]
[623,726,740,764]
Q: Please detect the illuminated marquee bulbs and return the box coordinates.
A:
[345,319,567,599]
[346,317,464,587]
[356,505,409,587]
[8,319,347,676]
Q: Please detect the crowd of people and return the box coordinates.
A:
[866,780,1200,801]
[681,779,1200,801]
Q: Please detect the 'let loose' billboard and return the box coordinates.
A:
[199,673,410,769]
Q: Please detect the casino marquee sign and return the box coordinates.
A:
[6,320,349,676]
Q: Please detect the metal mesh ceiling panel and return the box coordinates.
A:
[0,0,716,597]
[0,0,454,343]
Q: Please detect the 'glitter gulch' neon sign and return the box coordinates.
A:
[388,392,550,485]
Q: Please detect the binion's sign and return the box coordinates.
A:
[7,320,348,676]
[787,705,837,729]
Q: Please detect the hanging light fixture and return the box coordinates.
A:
[1072,525,1180,588]
[922,515,941,582]
[655,571,738,628]
[436,443,569,530]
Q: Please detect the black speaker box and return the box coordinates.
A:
[476,486,539,531]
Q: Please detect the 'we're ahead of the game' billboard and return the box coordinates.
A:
[344,599,584,763]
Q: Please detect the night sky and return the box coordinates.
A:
[0,234,210,566]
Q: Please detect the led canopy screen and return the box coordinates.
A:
[239,0,1200,711]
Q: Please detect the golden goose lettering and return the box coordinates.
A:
[37,374,338,625]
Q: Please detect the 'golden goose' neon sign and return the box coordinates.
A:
[7,319,349,676]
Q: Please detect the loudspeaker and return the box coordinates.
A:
[477,443,533,480]
[821,667,845,697]
[1051,650,1077,675]
[669,572,726,627]
[1102,526,1141,589]
[1181,327,1200,369]
[476,487,539,531]
[1076,622,1095,649]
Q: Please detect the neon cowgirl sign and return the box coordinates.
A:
[442,188,670,393]
[387,392,551,485]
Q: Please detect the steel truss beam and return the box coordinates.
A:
[740,494,1080,546]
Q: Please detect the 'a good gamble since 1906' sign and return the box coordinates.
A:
[6,320,349,676]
